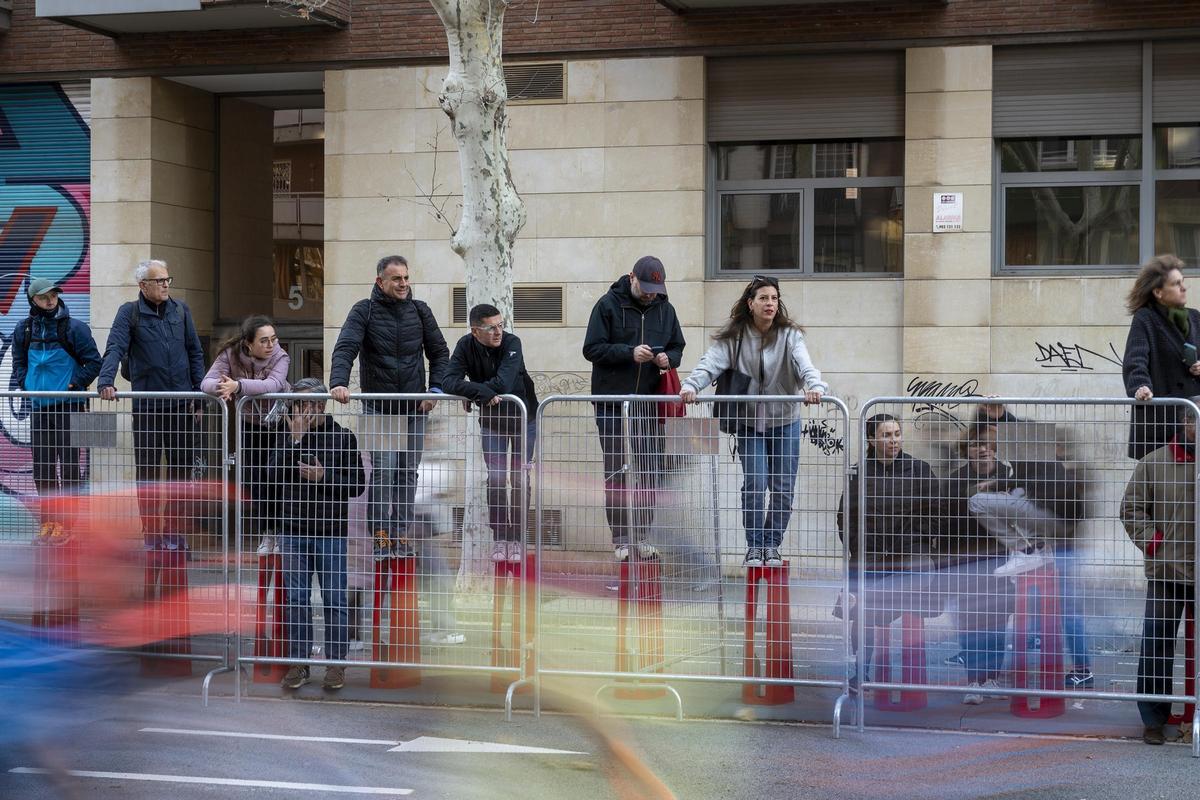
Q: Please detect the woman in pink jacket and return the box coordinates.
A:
[202,315,290,555]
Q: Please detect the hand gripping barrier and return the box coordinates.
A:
[534,395,850,729]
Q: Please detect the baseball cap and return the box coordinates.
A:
[27,278,60,301]
[632,256,667,295]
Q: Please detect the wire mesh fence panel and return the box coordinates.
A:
[534,395,851,701]
[852,397,1199,732]
[235,392,530,693]
[0,391,228,673]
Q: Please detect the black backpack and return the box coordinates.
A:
[118,302,140,381]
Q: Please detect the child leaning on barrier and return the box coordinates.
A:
[11,277,102,545]
[1121,400,1199,746]
[443,303,539,564]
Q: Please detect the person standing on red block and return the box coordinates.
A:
[11,277,102,544]
[582,256,686,563]
[1121,400,1199,745]
[444,303,539,564]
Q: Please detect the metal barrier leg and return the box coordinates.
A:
[370,556,421,689]
[139,547,193,678]
[1011,566,1065,719]
[873,613,926,712]
[253,553,287,683]
[742,563,795,705]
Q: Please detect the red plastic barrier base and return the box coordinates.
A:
[140,547,193,678]
[1011,565,1065,719]
[873,613,927,712]
[1169,612,1195,727]
[615,557,666,700]
[742,562,795,706]
[31,538,80,633]
[370,556,421,689]
[253,553,288,684]
[490,553,536,694]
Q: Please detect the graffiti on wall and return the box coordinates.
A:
[0,82,91,495]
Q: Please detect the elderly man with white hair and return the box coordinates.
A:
[97,259,205,550]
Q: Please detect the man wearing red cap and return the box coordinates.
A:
[582,256,686,561]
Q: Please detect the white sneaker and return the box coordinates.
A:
[614,544,631,562]
[257,535,276,556]
[636,541,659,560]
[981,678,1004,698]
[962,682,983,705]
[348,639,365,652]
[491,541,507,562]
[507,541,524,563]
[994,549,1047,577]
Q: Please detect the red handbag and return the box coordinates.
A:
[657,367,686,421]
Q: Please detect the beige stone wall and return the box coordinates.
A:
[323,57,706,389]
[91,77,215,368]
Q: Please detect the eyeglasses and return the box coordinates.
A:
[141,277,173,287]
[472,323,505,334]
[751,274,779,288]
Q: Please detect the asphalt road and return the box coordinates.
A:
[0,686,1194,800]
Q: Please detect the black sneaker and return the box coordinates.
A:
[1065,668,1094,690]
[944,651,966,666]
[323,665,346,690]
[1144,725,1166,745]
[744,547,764,567]
[763,548,783,567]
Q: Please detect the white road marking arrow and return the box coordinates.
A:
[388,736,585,755]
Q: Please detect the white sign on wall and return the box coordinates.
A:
[933,192,964,232]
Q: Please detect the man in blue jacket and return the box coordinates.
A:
[11,277,102,544]
[329,255,450,560]
[97,259,206,550]
[582,256,685,561]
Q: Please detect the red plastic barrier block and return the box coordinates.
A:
[1010,565,1065,719]
[742,563,795,706]
[873,613,927,712]
[139,548,193,678]
[615,556,667,700]
[490,553,537,694]
[253,553,287,684]
[370,556,421,689]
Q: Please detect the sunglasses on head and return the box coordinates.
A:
[750,274,780,290]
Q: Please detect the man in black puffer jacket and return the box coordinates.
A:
[329,255,450,559]
[582,256,685,562]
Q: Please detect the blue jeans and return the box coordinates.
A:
[735,421,802,549]
[365,406,427,537]
[280,532,348,661]
[941,557,1013,684]
[1055,546,1091,671]
[481,422,536,543]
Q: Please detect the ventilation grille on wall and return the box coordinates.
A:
[451,507,563,549]
[504,63,566,103]
[452,285,565,326]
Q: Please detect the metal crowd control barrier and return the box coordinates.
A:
[0,390,231,696]
[533,394,850,727]
[232,391,534,716]
[853,397,1200,756]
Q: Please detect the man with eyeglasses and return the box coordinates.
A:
[444,303,539,563]
[329,255,450,560]
[583,256,686,561]
[98,259,205,550]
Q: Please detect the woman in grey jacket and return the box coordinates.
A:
[680,275,827,566]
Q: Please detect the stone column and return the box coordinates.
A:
[902,46,993,394]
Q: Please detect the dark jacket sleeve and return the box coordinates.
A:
[68,319,103,390]
[582,297,632,366]
[181,303,205,391]
[837,468,859,557]
[322,427,366,502]
[11,318,28,390]
[444,336,494,403]
[418,303,451,391]
[663,303,686,369]
[482,334,526,395]
[98,302,134,388]
[1123,310,1153,396]
[329,300,369,389]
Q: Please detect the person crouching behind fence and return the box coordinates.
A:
[964,424,1077,578]
[680,274,826,567]
[11,277,102,545]
[201,315,290,556]
[444,303,539,564]
[837,413,941,689]
[1121,400,1199,746]
[269,379,366,691]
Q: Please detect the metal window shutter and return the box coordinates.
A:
[993,43,1142,137]
[706,53,904,143]
[0,81,92,328]
[1153,41,1200,124]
